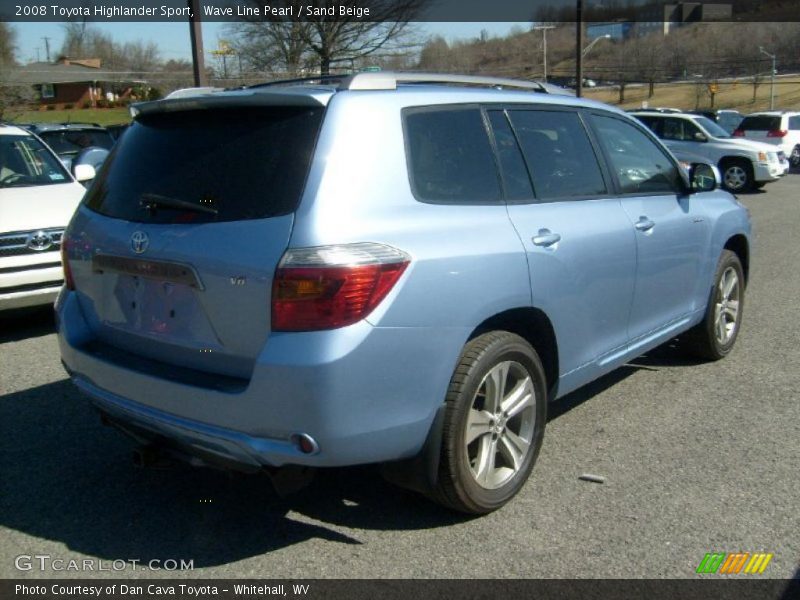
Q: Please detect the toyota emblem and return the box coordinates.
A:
[26,230,53,252]
[130,231,149,254]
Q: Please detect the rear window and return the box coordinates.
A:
[39,129,114,156]
[738,116,782,131]
[84,107,323,224]
[404,107,502,204]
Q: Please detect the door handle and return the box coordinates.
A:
[634,217,656,232]
[532,229,562,247]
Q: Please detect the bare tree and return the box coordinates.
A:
[0,23,28,120]
[231,0,424,76]
[0,22,16,65]
[229,20,313,77]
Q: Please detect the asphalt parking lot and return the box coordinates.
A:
[1,176,798,580]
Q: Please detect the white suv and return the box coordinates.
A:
[0,124,94,310]
[632,112,785,192]
[734,111,800,168]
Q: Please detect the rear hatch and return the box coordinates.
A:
[735,115,782,146]
[66,100,326,379]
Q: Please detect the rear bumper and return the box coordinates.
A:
[57,289,464,469]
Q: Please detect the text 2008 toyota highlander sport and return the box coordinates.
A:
[57,73,751,514]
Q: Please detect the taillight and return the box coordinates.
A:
[732,129,745,137]
[767,129,788,138]
[60,238,75,290]
[272,243,410,331]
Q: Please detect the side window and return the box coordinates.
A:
[507,110,607,200]
[789,116,800,131]
[590,114,682,195]
[662,118,687,141]
[636,116,662,137]
[681,119,704,141]
[487,110,533,201]
[404,107,502,204]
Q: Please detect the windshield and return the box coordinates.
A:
[0,134,72,188]
[38,129,114,157]
[694,116,731,138]
[84,106,324,224]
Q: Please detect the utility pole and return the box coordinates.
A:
[532,25,555,82]
[188,0,207,87]
[576,0,584,98]
[759,46,777,110]
[42,37,51,62]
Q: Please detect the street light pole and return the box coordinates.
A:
[576,0,584,98]
[188,0,207,87]
[760,46,776,110]
[533,25,555,82]
[582,34,611,59]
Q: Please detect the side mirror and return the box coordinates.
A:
[693,132,708,142]
[689,163,718,192]
[73,164,96,183]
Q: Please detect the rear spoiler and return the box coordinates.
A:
[130,88,331,120]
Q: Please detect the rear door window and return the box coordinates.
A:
[507,109,607,200]
[738,116,782,131]
[789,116,800,131]
[84,107,324,224]
[404,107,502,204]
[486,110,534,201]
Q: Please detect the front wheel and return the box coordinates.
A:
[721,159,753,193]
[683,250,745,361]
[431,331,547,514]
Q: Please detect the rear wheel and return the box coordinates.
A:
[683,250,745,361]
[431,331,547,514]
[790,145,800,168]
[720,159,753,193]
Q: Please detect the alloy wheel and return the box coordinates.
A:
[714,266,740,345]
[465,361,536,490]
[724,165,747,191]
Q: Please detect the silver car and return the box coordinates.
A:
[632,112,785,192]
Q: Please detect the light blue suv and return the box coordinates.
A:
[57,73,751,513]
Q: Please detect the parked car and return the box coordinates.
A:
[0,124,94,310]
[626,107,683,114]
[734,111,800,168]
[57,73,751,514]
[689,109,743,135]
[106,123,130,142]
[631,111,785,192]
[23,123,114,173]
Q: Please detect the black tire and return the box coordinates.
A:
[790,145,800,169]
[683,250,745,361]
[720,158,753,193]
[431,331,547,514]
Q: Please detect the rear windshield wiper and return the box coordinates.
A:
[139,193,218,216]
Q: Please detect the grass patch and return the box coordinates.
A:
[585,75,800,112]
[3,107,131,126]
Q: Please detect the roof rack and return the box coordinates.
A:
[246,75,349,90]
[342,72,567,94]
[246,72,573,96]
